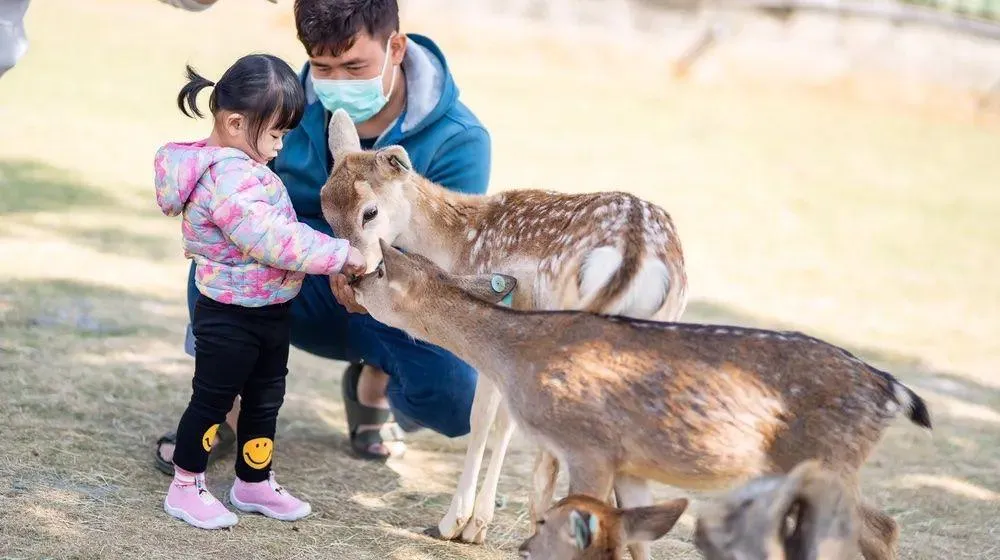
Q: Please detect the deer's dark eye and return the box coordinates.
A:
[362,207,378,225]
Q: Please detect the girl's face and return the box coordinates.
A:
[217,112,289,164]
[253,126,289,163]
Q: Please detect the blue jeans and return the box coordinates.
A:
[184,262,476,437]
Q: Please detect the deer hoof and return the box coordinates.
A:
[459,517,489,544]
[435,515,469,541]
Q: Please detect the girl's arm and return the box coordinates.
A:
[209,164,351,275]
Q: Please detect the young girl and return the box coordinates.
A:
[154,53,365,530]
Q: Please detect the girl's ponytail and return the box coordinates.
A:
[176,65,215,119]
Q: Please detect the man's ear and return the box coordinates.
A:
[621,499,688,544]
[450,273,517,306]
[389,33,407,66]
[375,146,412,177]
[328,108,361,161]
[569,509,600,550]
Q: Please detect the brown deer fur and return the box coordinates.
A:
[319,108,688,549]
[352,240,932,560]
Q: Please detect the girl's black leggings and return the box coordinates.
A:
[172,294,292,482]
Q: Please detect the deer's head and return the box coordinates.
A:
[320,108,416,272]
[350,239,516,338]
[693,460,859,560]
[517,495,688,560]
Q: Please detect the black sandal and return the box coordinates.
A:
[153,421,237,476]
[342,363,406,461]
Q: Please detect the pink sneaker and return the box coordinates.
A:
[164,471,239,530]
[229,472,311,521]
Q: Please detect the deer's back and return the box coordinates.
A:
[502,313,903,486]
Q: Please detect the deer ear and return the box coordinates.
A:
[376,146,412,176]
[328,108,361,161]
[569,509,599,550]
[777,461,860,559]
[450,273,517,306]
[378,238,406,271]
[767,460,824,522]
[622,499,688,543]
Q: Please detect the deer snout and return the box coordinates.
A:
[517,537,533,559]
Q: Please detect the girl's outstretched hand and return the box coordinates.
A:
[342,247,366,277]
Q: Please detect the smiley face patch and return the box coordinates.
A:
[202,424,220,453]
[242,437,273,470]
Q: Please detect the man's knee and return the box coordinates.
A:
[390,391,472,437]
[384,353,477,438]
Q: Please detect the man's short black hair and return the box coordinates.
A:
[294,0,400,57]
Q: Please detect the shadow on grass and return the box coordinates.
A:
[0,159,119,215]
[0,278,178,339]
[55,223,179,262]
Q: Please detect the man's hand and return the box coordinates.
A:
[330,273,368,314]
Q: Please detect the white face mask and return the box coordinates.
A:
[310,34,398,124]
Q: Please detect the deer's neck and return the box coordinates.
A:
[396,177,485,272]
[404,291,539,388]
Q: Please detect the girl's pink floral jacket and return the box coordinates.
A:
[154,140,349,307]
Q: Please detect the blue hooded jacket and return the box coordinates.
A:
[270,34,492,237]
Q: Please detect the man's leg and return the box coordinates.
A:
[348,312,477,439]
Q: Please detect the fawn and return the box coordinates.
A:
[349,240,931,560]
[319,108,688,544]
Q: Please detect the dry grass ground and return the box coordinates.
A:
[1,1,998,559]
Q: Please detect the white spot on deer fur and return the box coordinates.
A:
[466,229,477,241]
[714,328,729,335]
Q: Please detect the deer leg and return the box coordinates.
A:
[566,456,616,503]
[436,377,501,540]
[529,448,560,526]
[858,502,899,560]
[460,401,517,544]
[615,475,654,560]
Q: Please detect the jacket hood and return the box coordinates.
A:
[153,141,249,216]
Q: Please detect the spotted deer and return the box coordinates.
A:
[319,108,689,544]
[694,459,861,560]
[349,240,932,560]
